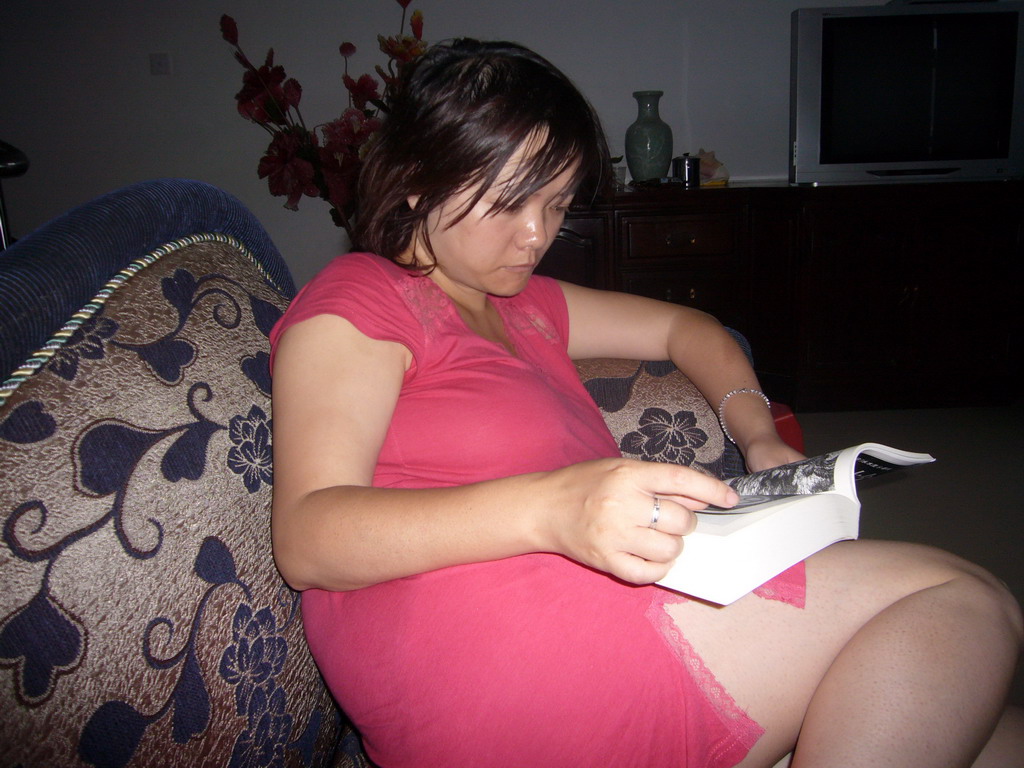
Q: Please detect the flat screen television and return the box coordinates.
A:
[790,1,1024,185]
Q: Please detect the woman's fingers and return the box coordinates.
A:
[629,522,686,564]
[642,461,739,516]
[606,549,677,585]
[637,494,697,537]
[608,463,736,584]
[543,457,740,584]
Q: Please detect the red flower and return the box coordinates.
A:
[220,15,239,46]
[378,34,427,64]
[320,155,359,214]
[343,73,381,110]
[283,78,302,108]
[258,130,319,209]
[318,110,380,217]
[220,6,428,237]
[321,108,383,153]
[234,50,301,125]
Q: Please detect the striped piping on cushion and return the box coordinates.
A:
[0,232,283,410]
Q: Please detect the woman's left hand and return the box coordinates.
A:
[741,433,806,473]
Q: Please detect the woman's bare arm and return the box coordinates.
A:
[270,313,738,592]
[560,282,804,471]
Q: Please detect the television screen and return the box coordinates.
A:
[822,13,1017,164]
[790,2,1024,185]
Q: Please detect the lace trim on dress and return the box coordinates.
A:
[752,562,807,608]
[501,300,560,343]
[645,591,765,766]
[395,271,451,335]
[642,563,806,765]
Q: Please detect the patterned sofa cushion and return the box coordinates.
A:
[0,237,366,767]
[576,357,745,479]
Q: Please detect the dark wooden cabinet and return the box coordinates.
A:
[540,180,1024,411]
[617,205,749,330]
[781,183,1023,410]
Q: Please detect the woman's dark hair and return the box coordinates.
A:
[354,39,610,265]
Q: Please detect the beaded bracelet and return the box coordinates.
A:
[717,388,770,444]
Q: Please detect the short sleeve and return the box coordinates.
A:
[509,275,571,352]
[269,253,423,372]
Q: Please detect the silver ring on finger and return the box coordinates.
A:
[649,496,661,530]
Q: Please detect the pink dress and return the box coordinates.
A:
[270,253,800,768]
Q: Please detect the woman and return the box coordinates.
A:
[270,39,1023,767]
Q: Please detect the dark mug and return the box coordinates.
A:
[672,155,701,187]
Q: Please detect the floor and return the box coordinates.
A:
[796,398,1024,705]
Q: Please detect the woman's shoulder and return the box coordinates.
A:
[511,273,568,321]
[519,273,564,304]
[271,253,422,353]
[489,274,570,350]
[309,251,407,287]
[288,252,416,312]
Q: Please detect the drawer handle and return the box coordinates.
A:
[665,232,697,247]
[664,288,698,302]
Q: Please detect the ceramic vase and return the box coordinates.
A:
[625,90,673,182]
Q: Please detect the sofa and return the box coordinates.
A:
[0,179,797,767]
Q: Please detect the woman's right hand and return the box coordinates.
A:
[536,458,740,586]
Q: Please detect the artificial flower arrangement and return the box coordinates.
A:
[219,1,426,239]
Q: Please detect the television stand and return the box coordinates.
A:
[540,179,1024,411]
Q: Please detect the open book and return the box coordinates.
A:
[656,443,935,605]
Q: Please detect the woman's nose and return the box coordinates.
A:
[514,208,546,250]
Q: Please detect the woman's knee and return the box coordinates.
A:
[952,562,1024,644]
[815,540,1022,635]
[879,541,1023,642]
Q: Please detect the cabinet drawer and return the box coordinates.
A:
[623,213,736,262]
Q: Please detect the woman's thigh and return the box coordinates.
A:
[665,539,1014,767]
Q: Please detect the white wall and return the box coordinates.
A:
[0,0,874,287]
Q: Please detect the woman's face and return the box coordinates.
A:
[410,139,578,305]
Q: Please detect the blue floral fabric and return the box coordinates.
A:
[576,358,743,479]
[0,239,363,767]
